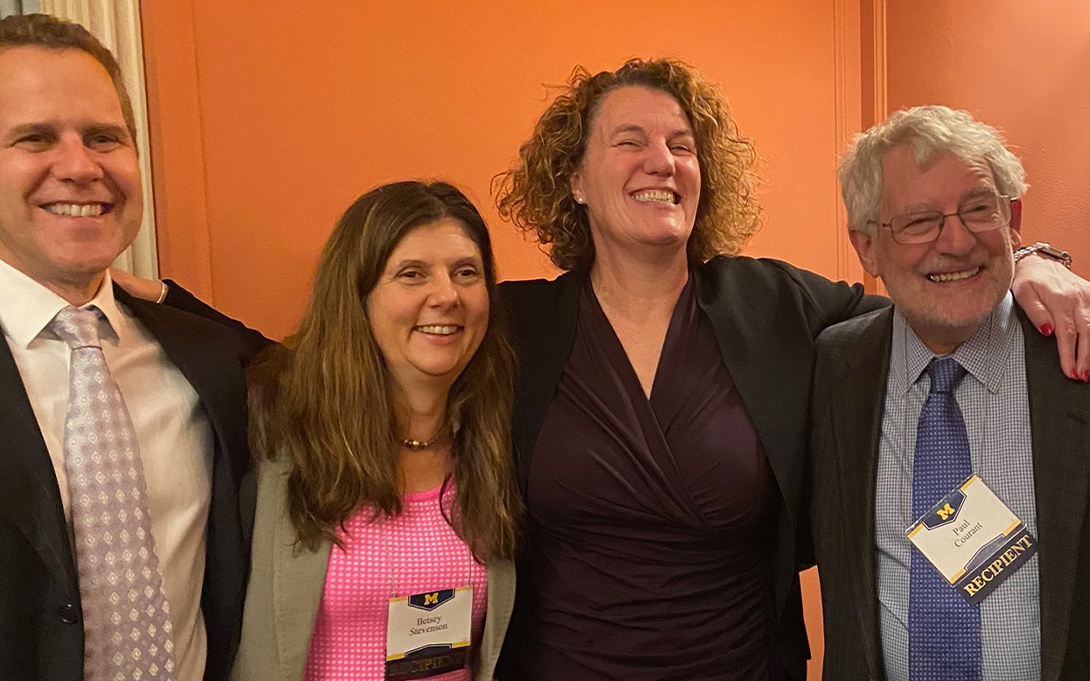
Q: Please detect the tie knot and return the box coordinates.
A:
[925,357,966,394]
[50,306,102,349]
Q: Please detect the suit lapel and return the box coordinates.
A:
[508,271,583,493]
[0,340,79,594]
[830,308,892,679]
[695,266,812,539]
[118,288,253,678]
[118,289,250,487]
[1019,310,1090,681]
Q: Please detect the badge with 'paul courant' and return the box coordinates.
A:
[906,474,1037,605]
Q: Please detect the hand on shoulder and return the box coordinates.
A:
[111,268,167,303]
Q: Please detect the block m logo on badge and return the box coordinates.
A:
[937,503,956,521]
[408,589,456,611]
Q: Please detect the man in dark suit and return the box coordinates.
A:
[0,14,259,681]
[809,104,1089,680]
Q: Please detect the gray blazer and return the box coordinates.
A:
[231,455,516,681]
[808,305,1090,680]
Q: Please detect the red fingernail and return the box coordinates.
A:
[1040,323,1054,336]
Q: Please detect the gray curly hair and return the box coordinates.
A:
[838,105,1027,235]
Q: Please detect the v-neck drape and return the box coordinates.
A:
[514,275,780,680]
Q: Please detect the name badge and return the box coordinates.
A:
[385,586,472,681]
[906,475,1037,605]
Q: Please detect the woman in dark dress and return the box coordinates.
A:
[492,58,1087,680]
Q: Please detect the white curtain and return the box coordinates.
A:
[36,0,159,277]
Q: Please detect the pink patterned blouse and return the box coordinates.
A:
[303,485,489,681]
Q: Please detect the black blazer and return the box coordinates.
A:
[808,305,1090,680]
[0,286,264,681]
[498,255,884,679]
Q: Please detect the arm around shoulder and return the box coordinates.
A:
[767,259,888,335]
[161,279,273,358]
[700,255,888,339]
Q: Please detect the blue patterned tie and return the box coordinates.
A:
[908,357,980,680]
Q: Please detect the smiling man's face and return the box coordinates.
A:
[850,145,1021,353]
[0,46,141,302]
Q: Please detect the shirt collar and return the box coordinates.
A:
[0,259,122,348]
[890,291,1017,395]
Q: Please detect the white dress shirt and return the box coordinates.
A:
[0,259,212,681]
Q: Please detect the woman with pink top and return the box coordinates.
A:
[160,181,522,680]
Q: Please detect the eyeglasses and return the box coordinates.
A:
[876,194,1013,245]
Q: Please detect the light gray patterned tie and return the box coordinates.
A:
[51,306,177,681]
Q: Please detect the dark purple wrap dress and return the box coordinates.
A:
[510,275,783,680]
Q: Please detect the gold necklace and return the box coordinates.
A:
[401,426,443,451]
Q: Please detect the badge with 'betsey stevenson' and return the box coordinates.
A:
[906,475,1037,605]
[385,586,472,681]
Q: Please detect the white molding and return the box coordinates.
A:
[869,0,888,126]
[865,0,887,295]
[39,0,159,277]
[833,0,863,283]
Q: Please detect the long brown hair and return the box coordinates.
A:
[495,57,760,271]
[249,181,520,561]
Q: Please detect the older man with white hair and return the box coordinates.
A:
[808,105,1090,680]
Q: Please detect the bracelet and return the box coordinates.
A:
[155,280,168,304]
[1014,242,1072,269]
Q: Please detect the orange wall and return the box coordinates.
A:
[140,0,864,340]
[140,2,879,677]
[886,0,1090,278]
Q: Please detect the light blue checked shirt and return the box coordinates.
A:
[876,293,1040,680]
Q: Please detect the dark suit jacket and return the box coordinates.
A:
[0,286,264,681]
[497,255,884,679]
[808,305,1090,680]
